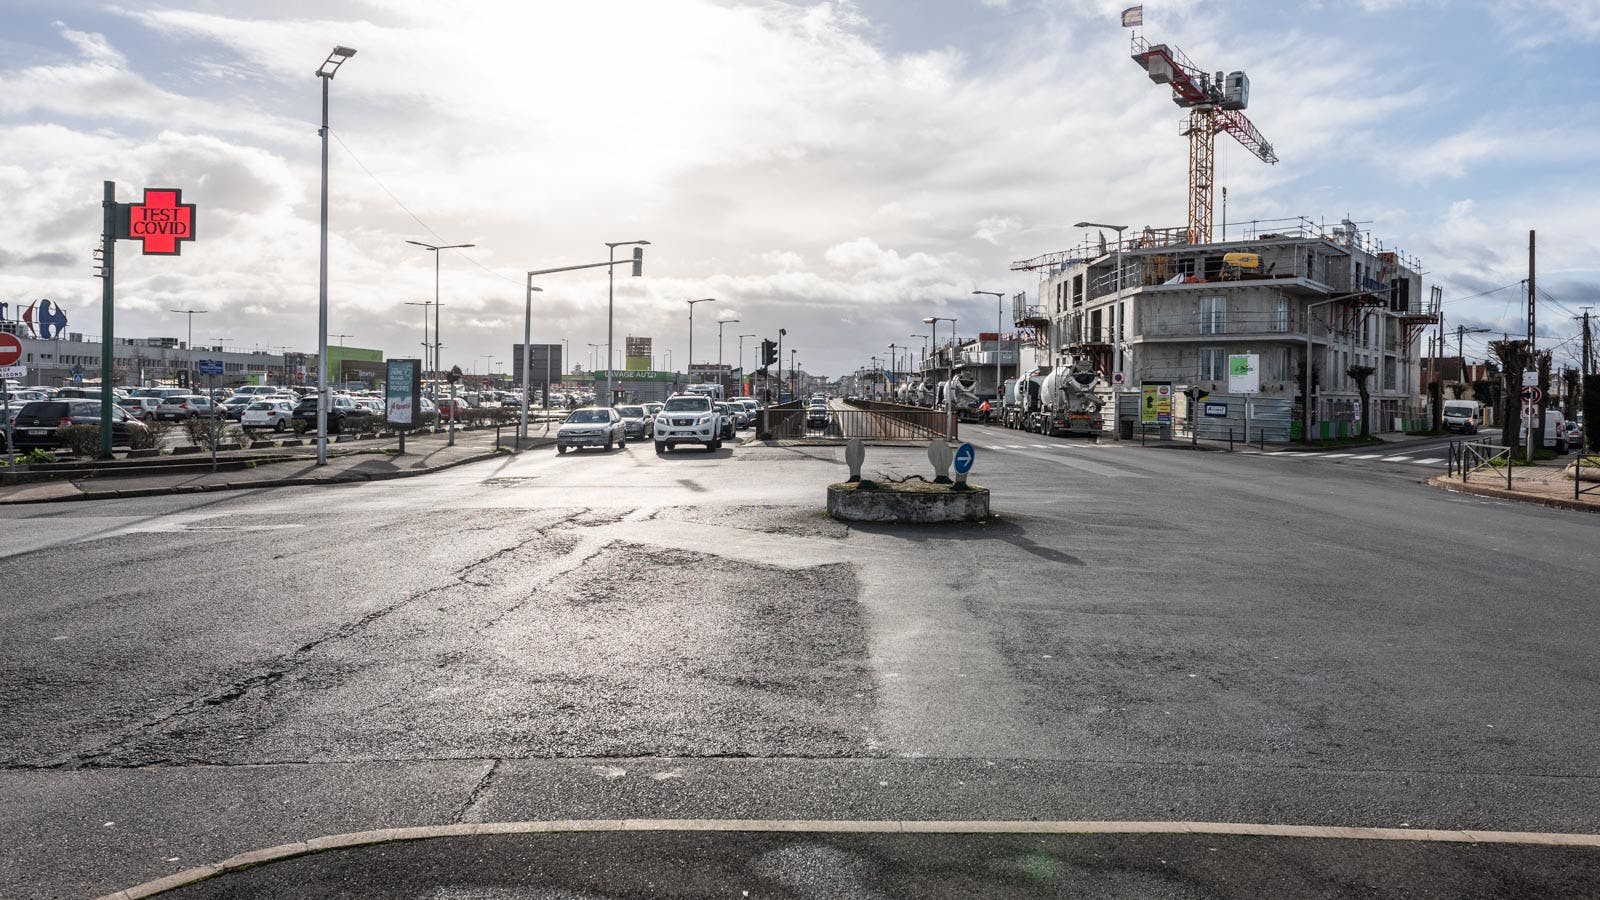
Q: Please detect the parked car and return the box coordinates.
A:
[436,396,468,422]
[156,395,222,420]
[557,407,625,453]
[231,385,285,399]
[7,400,150,452]
[290,394,374,434]
[240,400,296,432]
[653,394,720,453]
[1562,419,1583,450]
[1441,400,1482,434]
[119,397,163,421]
[130,388,191,400]
[220,395,257,421]
[642,401,664,419]
[614,404,652,440]
[712,402,737,440]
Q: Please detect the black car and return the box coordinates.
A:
[290,395,374,434]
[7,400,150,451]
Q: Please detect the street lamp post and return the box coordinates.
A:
[587,343,602,374]
[924,315,957,437]
[604,240,651,406]
[973,290,1005,409]
[717,318,740,397]
[518,283,544,440]
[407,240,475,391]
[687,298,716,385]
[170,308,208,386]
[316,44,355,467]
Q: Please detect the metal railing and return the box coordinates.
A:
[1447,438,1513,489]
[1576,433,1599,501]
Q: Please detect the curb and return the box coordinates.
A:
[94,817,1600,899]
[1427,475,1599,514]
[0,445,529,505]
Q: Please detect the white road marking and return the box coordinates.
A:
[1380,456,1413,462]
[1349,454,1382,460]
[1323,453,1353,458]
[1414,457,1445,464]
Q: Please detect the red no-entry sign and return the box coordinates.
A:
[0,332,22,367]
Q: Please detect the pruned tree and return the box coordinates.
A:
[1561,367,1581,420]
[1347,364,1375,437]
[1489,339,1530,455]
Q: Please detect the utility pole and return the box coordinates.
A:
[1580,308,1594,378]
[1527,230,1536,462]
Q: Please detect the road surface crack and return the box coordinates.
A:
[58,524,577,770]
[452,758,501,823]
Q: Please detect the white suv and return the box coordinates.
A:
[653,394,720,453]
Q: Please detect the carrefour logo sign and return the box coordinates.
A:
[0,299,69,339]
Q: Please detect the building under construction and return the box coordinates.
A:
[1013,217,1438,438]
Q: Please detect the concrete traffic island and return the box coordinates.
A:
[826,438,990,522]
[827,479,990,522]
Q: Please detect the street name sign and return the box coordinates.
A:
[0,365,26,380]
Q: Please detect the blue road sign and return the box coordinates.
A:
[197,359,225,376]
[1204,402,1229,418]
[953,441,975,475]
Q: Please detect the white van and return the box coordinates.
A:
[1519,408,1569,453]
[1441,400,1482,434]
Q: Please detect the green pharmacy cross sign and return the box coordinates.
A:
[94,181,199,457]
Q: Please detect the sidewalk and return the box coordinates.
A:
[1428,457,1600,513]
[0,427,546,504]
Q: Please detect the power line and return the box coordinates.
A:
[328,128,524,288]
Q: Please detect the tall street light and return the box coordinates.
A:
[717,317,740,396]
[518,285,543,440]
[911,334,928,371]
[687,298,716,384]
[604,240,650,405]
[521,251,644,432]
[315,43,355,467]
[407,240,474,388]
[738,333,755,397]
[587,342,602,373]
[973,290,1005,408]
[924,315,957,438]
[170,308,208,385]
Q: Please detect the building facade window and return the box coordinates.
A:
[1275,297,1289,333]
[1200,347,1226,381]
[1200,296,1226,334]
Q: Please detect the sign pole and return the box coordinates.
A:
[210,372,219,473]
[3,384,12,467]
[99,181,117,459]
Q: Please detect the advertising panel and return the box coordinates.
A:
[386,358,422,427]
[1227,353,1260,394]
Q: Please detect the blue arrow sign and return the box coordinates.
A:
[197,359,225,376]
[953,441,975,475]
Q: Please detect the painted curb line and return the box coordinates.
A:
[94,818,1600,899]
[1428,475,1599,514]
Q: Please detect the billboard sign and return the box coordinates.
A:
[385,358,422,427]
[1140,381,1172,425]
[1227,353,1260,394]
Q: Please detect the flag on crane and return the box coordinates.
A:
[1121,5,1143,27]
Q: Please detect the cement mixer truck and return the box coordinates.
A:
[934,371,983,421]
[1028,360,1105,436]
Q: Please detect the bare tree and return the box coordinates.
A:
[1347,364,1375,437]
[1489,339,1530,456]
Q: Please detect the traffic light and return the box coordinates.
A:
[631,246,644,277]
[760,339,778,367]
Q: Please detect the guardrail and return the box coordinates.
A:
[758,401,954,441]
[1447,438,1513,489]
[843,399,956,439]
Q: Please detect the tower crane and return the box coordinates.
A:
[1130,33,1277,244]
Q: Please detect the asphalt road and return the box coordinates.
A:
[2,427,1596,897]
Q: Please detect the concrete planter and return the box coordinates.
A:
[827,482,990,523]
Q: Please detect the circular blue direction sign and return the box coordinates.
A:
[953,442,975,475]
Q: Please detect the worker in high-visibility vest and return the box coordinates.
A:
[980,399,992,422]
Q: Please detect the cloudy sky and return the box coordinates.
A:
[2,0,1598,378]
